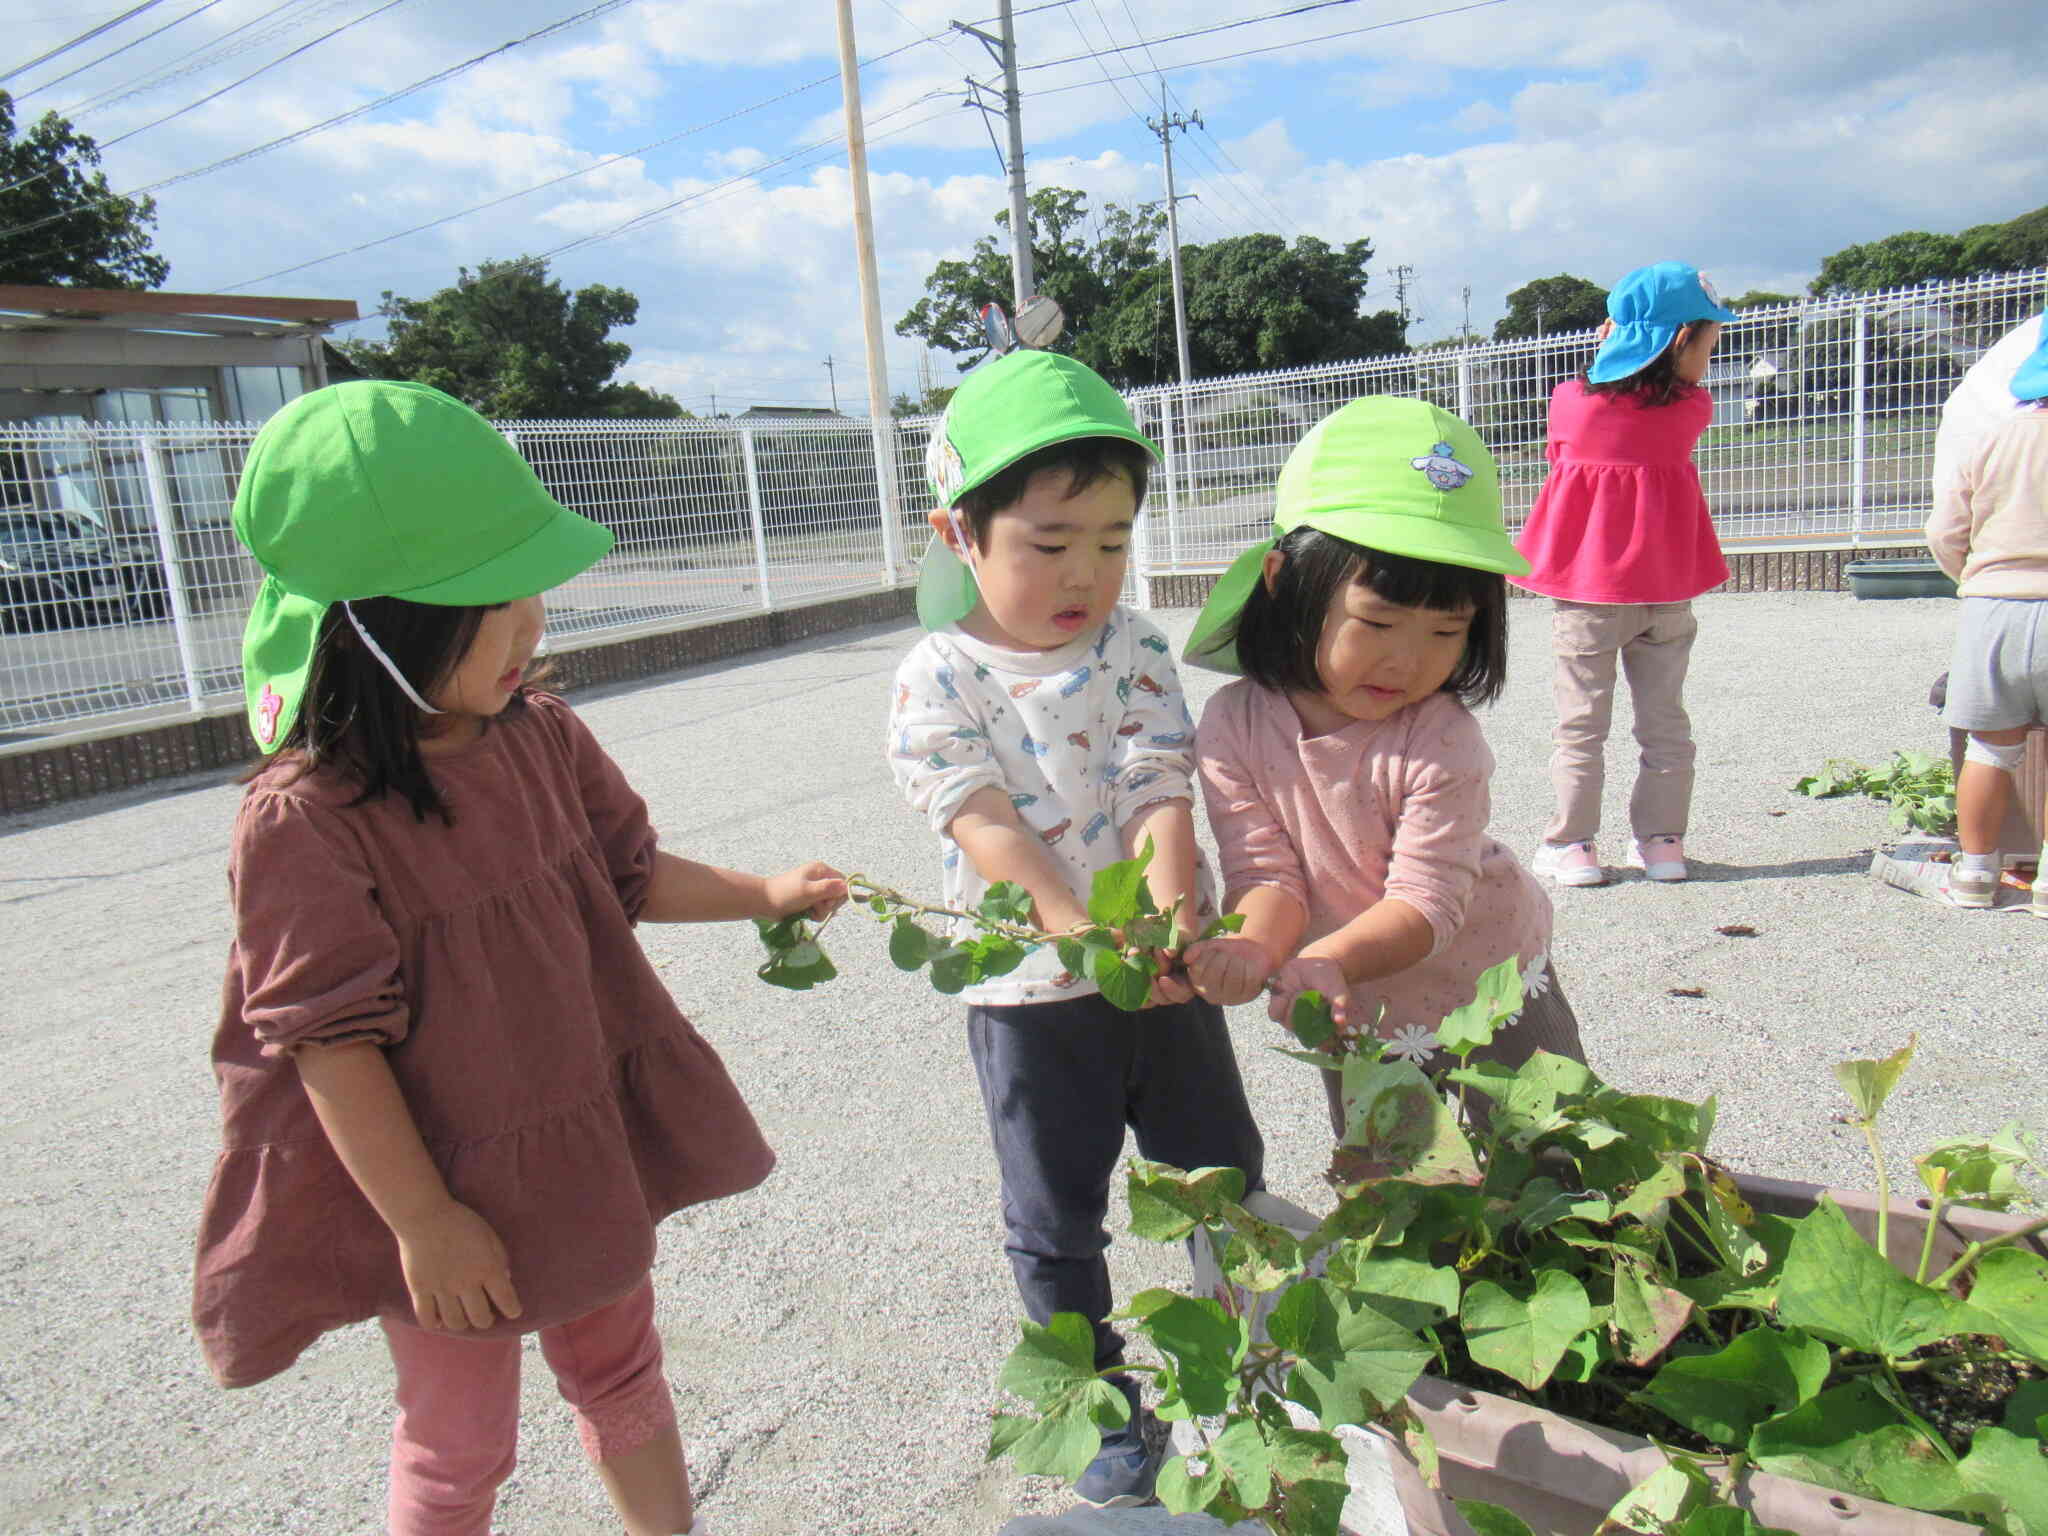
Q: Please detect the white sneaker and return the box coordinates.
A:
[1630,836,1689,882]
[1947,858,1999,909]
[1531,841,1607,887]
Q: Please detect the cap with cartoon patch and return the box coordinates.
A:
[916,350,1159,630]
[1183,395,1528,673]
[233,380,615,752]
[1587,261,1737,384]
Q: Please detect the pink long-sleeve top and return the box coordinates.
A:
[1513,379,1729,605]
[1197,680,1552,1044]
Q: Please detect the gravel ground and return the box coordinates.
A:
[2,590,2042,1535]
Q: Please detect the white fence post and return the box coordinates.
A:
[870,414,903,585]
[138,436,206,714]
[1456,348,1474,422]
[1850,300,1868,548]
[739,426,772,613]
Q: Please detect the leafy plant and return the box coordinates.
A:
[989,973,2048,1536]
[1794,750,1957,835]
[753,840,1244,1010]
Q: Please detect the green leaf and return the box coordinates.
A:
[927,944,973,994]
[1672,1510,1800,1536]
[1833,1035,1915,1123]
[1600,1458,1714,1534]
[1750,1381,1965,1511]
[1290,989,1337,1050]
[888,916,934,971]
[1094,948,1156,1012]
[1125,912,1174,952]
[1953,1422,2048,1536]
[1456,1500,1538,1536]
[1218,1202,1306,1294]
[1436,955,1525,1057]
[1614,1158,1689,1226]
[1778,1196,1979,1359]
[1962,1247,2048,1367]
[1126,1161,1248,1243]
[1154,1450,1227,1515]
[1511,1177,1614,1233]
[978,880,1034,925]
[968,934,1030,979]
[1461,1270,1592,1390]
[1199,912,1247,939]
[998,1312,1100,1406]
[1634,1326,1831,1447]
[1340,1255,1460,1334]
[1267,1427,1352,1533]
[753,914,805,948]
[1334,1056,1480,1185]
[1609,1257,1696,1366]
[1087,841,1154,928]
[1055,935,1088,976]
[1275,1281,1433,1426]
[1211,1416,1275,1511]
[1917,1126,2033,1210]
[988,1403,1104,1480]
[1145,1295,1244,1417]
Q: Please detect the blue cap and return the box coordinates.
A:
[2011,315,2048,402]
[1587,262,1738,384]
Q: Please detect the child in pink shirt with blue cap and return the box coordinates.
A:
[1516,261,1735,888]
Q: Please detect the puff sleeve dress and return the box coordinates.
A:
[193,693,774,1388]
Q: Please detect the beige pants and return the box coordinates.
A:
[1546,600,1699,846]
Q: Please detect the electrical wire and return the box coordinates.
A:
[10,0,228,102]
[1016,0,1375,73]
[1,0,170,85]
[0,0,647,246]
[1022,0,1513,96]
[218,29,950,290]
[63,0,327,116]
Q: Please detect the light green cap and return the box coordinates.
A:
[917,350,1159,630]
[1184,395,1528,673]
[233,380,614,751]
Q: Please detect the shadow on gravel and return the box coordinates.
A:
[1678,854,1872,883]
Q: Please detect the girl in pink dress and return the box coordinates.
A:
[193,382,844,1536]
[1516,262,1735,888]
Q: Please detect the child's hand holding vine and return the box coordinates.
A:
[1184,934,1273,1007]
[764,861,848,921]
[1269,952,1352,1042]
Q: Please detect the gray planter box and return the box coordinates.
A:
[1846,559,1958,599]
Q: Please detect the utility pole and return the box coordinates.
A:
[1535,301,1546,340]
[823,354,839,411]
[1392,263,1415,329]
[710,390,717,418]
[956,1,1033,310]
[832,0,903,577]
[1461,284,1472,342]
[1147,82,1201,386]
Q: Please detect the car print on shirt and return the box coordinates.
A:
[1133,673,1167,696]
[1093,621,1118,659]
[1116,676,1133,706]
[934,664,959,701]
[1147,730,1189,747]
[1009,679,1041,698]
[1116,718,1146,737]
[1058,665,1092,698]
[1139,632,1168,653]
[1120,768,1161,793]
[1010,791,1039,809]
[1080,811,1111,844]
[1039,819,1071,845]
[1020,732,1050,757]
[1067,730,1091,750]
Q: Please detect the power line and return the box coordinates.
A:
[1016,0,1375,73]
[1,0,170,85]
[0,0,643,247]
[62,0,329,116]
[219,33,950,291]
[10,0,228,102]
[1022,0,1513,97]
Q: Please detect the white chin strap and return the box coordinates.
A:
[343,601,444,715]
[947,508,980,579]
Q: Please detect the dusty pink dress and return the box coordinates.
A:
[193,693,773,1389]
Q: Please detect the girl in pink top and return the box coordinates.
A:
[1516,261,1734,889]
[194,383,844,1536]
[1182,397,1585,1141]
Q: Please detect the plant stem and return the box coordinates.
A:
[1929,1213,2048,1291]
[1914,1182,1946,1287]
[1859,1120,1891,1267]
[845,874,1049,945]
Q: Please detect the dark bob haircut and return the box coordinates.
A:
[1226,525,1509,708]
[1581,330,1697,408]
[252,596,540,824]
[954,435,1152,549]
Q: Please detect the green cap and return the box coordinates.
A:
[1184,395,1529,673]
[917,350,1160,630]
[233,380,614,751]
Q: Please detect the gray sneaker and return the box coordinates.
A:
[1072,1377,1160,1509]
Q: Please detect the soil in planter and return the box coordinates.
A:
[1884,1337,2045,1455]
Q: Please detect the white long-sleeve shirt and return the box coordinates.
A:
[887,606,1216,1004]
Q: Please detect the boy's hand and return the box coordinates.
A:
[394,1199,523,1332]
[1145,948,1195,1008]
[1270,953,1352,1041]
[1184,934,1272,1007]
[764,861,847,921]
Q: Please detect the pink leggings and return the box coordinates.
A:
[379,1276,677,1536]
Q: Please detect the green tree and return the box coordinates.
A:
[340,257,683,419]
[0,90,168,289]
[1494,275,1608,340]
[1957,204,2048,276]
[1810,231,1968,296]
[1728,289,1797,310]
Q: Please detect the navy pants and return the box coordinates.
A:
[966,992,1266,1371]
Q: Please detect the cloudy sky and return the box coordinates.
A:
[7,0,2046,413]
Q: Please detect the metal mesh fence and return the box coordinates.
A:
[5,267,2043,743]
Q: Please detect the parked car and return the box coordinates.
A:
[0,509,147,633]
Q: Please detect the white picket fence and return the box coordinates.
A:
[3,266,2042,742]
